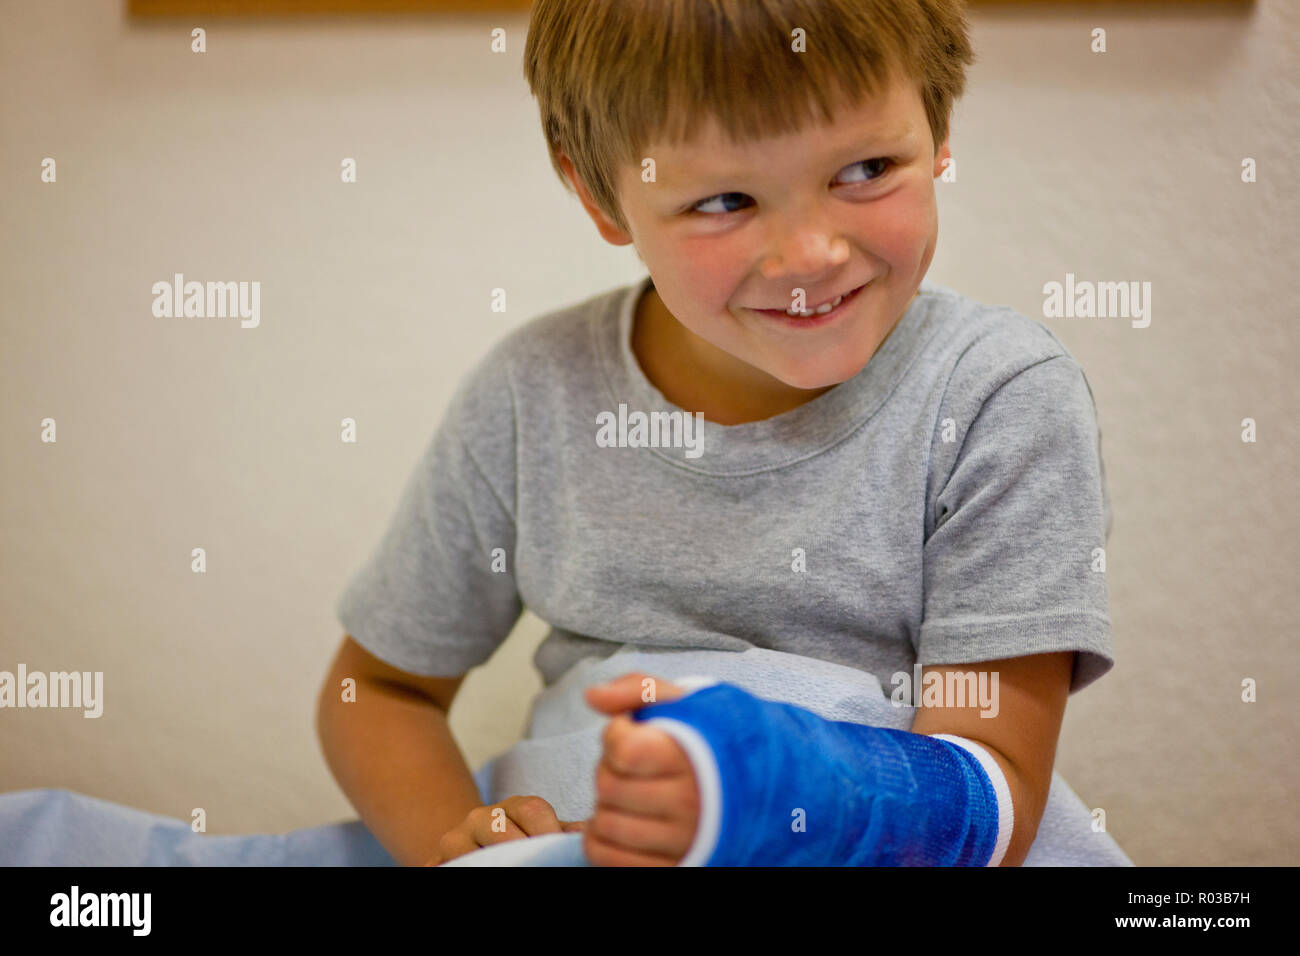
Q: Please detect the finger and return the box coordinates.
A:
[585,673,686,714]
[595,760,699,822]
[436,826,485,864]
[589,804,694,859]
[501,795,566,837]
[584,672,655,714]
[560,819,588,833]
[602,715,693,777]
[467,803,530,845]
[584,827,682,867]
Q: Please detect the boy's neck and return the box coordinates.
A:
[632,287,835,425]
[632,285,917,426]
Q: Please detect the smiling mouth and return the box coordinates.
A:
[752,281,869,318]
[748,282,868,323]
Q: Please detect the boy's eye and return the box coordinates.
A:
[687,157,895,216]
[838,156,894,185]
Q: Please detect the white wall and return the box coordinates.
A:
[0,0,1295,865]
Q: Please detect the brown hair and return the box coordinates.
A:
[523,0,975,234]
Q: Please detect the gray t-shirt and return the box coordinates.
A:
[336,274,1114,695]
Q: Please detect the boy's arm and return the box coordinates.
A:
[908,651,1073,867]
[631,649,1074,866]
[315,634,482,867]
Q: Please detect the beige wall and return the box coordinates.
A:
[1,0,1295,866]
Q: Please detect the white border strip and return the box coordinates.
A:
[928,733,1014,867]
[639,716,724,867]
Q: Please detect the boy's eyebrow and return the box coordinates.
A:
[657,120,915,192]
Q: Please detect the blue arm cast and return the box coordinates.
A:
[630,682,1007,867]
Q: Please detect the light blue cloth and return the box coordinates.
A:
[0,787,400,866]
[0,764,507,866]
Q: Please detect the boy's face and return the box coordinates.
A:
[561,66,951,409]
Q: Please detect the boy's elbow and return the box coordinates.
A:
[313,685,328,745]
[314,668,342,742]
[994,759,1050,867]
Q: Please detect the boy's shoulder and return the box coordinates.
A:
[921,281,1085,382]
[440,279,633,436]
[486,281,628,367]
[916,281,1097,421]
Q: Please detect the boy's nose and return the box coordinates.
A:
[759,230,851,282]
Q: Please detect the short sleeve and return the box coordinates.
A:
[920,355,1113,694]
[335,358,522,677]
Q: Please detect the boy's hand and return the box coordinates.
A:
[425,794,587,865]
[581,673,701,866]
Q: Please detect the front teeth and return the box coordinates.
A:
[785,291,845,317]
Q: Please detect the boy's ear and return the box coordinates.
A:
[933,137,952,178]
[558,151,634,247]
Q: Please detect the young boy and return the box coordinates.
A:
[318,0,1127,867]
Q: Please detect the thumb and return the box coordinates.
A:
[585,673,685,715]
[560,819,587,833]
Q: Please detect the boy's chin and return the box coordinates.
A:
[761,360,858,392]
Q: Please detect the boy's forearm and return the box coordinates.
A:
[316,678,482,866]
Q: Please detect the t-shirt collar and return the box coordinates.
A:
[595,273,945,476]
